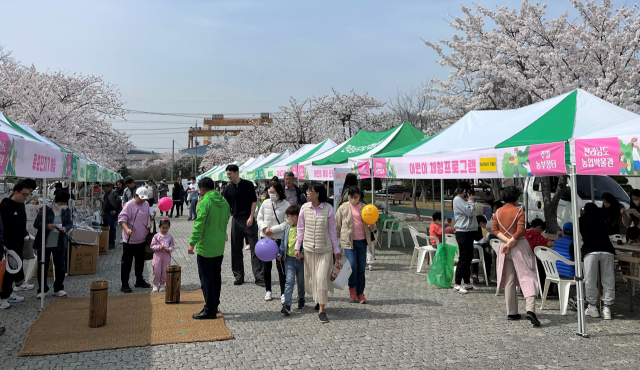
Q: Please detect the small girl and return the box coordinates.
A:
[150,218,175,292]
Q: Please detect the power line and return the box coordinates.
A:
[124,99,288,103]
[122,127,189,132]
[123,109,271,117]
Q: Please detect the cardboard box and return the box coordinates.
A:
[72,228,99,245]
[98,226,109,255]
[68,243,99,275]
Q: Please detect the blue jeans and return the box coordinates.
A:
[103,214,117,247]
[283,256,305,307]
[345,239,367,295]
[189,198,198,219]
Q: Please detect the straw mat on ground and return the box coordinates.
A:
[20,289,233,356]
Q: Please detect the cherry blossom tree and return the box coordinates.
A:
[0,46,134,170]
[422,0,640,231]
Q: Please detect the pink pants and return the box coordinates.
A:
[153,251,172,285]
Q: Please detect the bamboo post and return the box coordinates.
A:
[89,281,108,328]
[165,265,181,304]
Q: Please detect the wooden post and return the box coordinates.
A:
[89,281,108,328]
[165,265,181,304]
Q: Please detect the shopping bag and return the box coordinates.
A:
[426,243,457,289]
[330,255,352,290]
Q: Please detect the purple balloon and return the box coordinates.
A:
[255,238,279,262]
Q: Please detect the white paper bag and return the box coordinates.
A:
[330,255,352,290]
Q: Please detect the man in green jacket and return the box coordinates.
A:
[189,177,231,320]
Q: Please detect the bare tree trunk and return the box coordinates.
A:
[541,175,568,233]
[490,179,501,201]
[420,180,428,202]
[412,179,421,221]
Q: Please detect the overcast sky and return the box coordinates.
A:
[2,0,606,153]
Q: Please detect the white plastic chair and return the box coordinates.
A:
[534,246,577,315]
[408,226,438,273]
[445,234,485,285]
[610,234,625,244]
[382,214,407,249]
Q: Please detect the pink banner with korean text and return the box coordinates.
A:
[575,136,638,175]
[17,141,63,178]
[306,164,351,181]
[356,161,370,179]
[375,142,567,179]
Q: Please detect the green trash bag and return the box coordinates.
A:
[426,243,458,288]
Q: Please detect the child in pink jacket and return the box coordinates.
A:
[150,218,175,292]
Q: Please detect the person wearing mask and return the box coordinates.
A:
[224,164,262,286]
[146,179,157,208]
[452,182,478,294]
[283,172,306,206]
[0,183,32,307]
[118,187,154,293]
[189,178,231,320]
[102,183,122,250]
[257,182,290,303]
[337,173,360,208]
[492,186,541,326]
[580,203,616,319]
[122,177,136,206]
[35,192,73,298]
[187,177,199,221]
[336,186,374,304]
[295,182,341,324]
[157,180,169,216]
[601,192,628,236]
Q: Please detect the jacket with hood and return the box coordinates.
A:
[189,190,231,258]
[257,198,290,240]
[0,197,28,250]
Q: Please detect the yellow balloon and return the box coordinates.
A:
[361,204,380,225]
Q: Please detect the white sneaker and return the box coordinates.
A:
[53,290,67,297]
[585,305,600,318]
[151,285,159,293]
[159,285,166,292]
[454,285,468,294]
[265,291,272,301]
[464,283,477,291]
[14,282,34,291]
[0,299,9,309]
[603,306,612,320]
[281,294,285,305]
[8,293,24,303]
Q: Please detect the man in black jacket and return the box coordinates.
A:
[580,202,616,320]
[102,183,121,249]
[0,183,32,307]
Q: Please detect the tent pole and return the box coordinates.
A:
[440,179,445,225]
[370,157,375,267]
[523,178,529,226]
[385,178,389,214]
[432,179,435,211]
[570,166,588,338]
[590,175,595,203]
[40,178,47,311]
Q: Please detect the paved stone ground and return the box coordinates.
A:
[2,216,640,369]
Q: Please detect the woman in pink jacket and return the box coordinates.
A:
[149,218,175,292]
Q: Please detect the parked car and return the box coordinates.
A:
[134,180,148,188]
[525,175,630,228]
[377,185,410,195]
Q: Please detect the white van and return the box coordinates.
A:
[525,175,630,228]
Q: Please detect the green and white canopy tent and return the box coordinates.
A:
[267,139,338,179]
[300,122,425,181]
[252,150,292,180]
[197,164,224,181]
[373,89,640,338]
[373,90,638,180]
[240,154,279,181]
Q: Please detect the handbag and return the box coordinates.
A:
[330,255,352,290]
[145,219,156,261]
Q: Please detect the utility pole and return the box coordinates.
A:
[194,120,198,176]
[171,140,174,181]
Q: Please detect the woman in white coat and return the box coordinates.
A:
[257,182,290,302]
